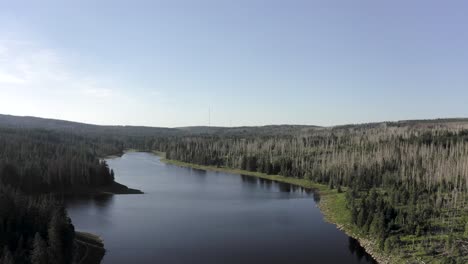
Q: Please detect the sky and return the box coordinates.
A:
[0,0,467,127]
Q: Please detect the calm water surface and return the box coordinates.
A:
[66,152,376,264]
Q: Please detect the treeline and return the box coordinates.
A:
[0,127,129,264]
[154,124,468,263]
[0,128,120,193]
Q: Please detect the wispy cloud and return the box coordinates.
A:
[81,87,113,98]
[0,40,68,87]
[0,36,119,100]
[0,31,135,126]
[0,72,26,84]
[0,25,166,126]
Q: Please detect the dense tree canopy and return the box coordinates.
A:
[0,128,119,193]
[0,127,126,263]
[0,186,74,264]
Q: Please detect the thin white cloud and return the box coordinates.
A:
[0,26,166,126]
[0,39,68,88]
[0,36,118,100]
[0,72,26,84]
[81,87,113,98]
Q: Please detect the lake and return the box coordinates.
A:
[66,152,376,264]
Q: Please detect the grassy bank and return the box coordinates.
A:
[75,232,105,264]
[154,151,399,264]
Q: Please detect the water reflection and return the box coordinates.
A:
[66,152,376,264]
[190,167,208,176]
[63,193,114,213]
[348,237,377,263]
[240,174,315,197]
[312,190,321,203]
[241,174,258,185]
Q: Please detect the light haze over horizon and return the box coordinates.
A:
[1,0,467,127]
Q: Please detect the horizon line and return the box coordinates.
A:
[1,113,468,129]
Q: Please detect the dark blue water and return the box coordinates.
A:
[66,152,376,264]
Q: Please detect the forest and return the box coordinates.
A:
[0,186,74,264]
[1,115,468,263]
[0,126,124,263]
[153,121,468,264]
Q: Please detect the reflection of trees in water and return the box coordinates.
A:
[93,193,114,209]
[291,185,298,193]
[312,191,320,203]
[240,175,318,196]
[290,185,309,194]
[62,193,114,212]
[190,168,207,177]
[241,174,258,185]
[348,237,377,263]
[278,182,291,193]
[259,178,273,190]
[238,174,320,199]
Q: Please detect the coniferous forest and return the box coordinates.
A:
[0,127,121,263]
[1,115,468,263]
[154,121,468,264]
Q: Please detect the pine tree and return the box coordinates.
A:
[357,208,367,228]
[48,211,64,264]
[464,220,468,238]
[351,206,358,224]
[31,233,49,264]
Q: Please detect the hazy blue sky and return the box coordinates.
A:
[0,0,467,127]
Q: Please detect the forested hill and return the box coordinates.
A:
[0,114,321,136]
[0,115,144,264]
[1,114,468,263]
[3,114,468,136]
[0,128,120,193]
[0,127,110,264]
[0,114,181,137]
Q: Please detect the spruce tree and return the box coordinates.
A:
[48,211,64,264]
[31,233,49,264]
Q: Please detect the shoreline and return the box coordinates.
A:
[54,181,143,196]
[75,231,105,264]
[96,150,145,195]
[97,181,143,195]
[153,151,398,264]
[69,151,144,264]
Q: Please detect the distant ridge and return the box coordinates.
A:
[0,114,180,137]
[0,114,322,136]
[1,114,467,136]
